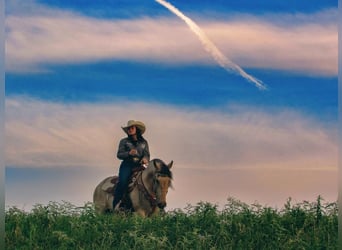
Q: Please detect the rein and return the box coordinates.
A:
[131,159,172,215]
[136,171,158,210]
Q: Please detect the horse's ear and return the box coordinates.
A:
[168,160,173,169]
[152,159,160,170]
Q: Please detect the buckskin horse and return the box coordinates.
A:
[93,159,173,217]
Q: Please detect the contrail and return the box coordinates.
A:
[155,0,267,90]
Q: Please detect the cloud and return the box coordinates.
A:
[188,9,338,76]
[6,97,337,171]
[5,97,338,209]
[5,4,337,75]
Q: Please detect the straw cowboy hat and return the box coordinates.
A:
[122,120,146,135]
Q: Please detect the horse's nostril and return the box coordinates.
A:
[158,202,166,209]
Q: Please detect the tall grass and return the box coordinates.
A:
[6,196,338,249]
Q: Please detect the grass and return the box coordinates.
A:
[5,196,338,249]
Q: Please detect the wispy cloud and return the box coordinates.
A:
[6,97,337,171]
[5,97,338,209]
[5,4,337,75]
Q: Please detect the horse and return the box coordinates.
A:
[93,158,173,217]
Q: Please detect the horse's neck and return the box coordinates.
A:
[141,164,155,193]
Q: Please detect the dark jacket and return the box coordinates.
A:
[117,136,150,165]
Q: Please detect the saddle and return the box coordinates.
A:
[102,166,146,210]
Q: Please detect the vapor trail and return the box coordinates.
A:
[155,0,267,90]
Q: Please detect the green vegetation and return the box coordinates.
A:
[6,196,337,249]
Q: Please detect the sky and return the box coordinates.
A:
[4,0,338,211]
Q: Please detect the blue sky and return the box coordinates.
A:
[5,0,338,210]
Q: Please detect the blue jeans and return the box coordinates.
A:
[112,161,137,208]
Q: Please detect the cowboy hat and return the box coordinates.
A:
[122,120,146,135]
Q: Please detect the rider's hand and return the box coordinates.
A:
[141,158,148,164]
[129,149,137,156]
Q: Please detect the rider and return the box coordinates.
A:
[112,120,150,211]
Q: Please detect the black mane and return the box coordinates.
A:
[154,159,173,179]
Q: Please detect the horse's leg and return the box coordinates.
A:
[93,187,108,214]
[107,194,114,211]
[129,188,149,217]
[134,208,147,218]
[150,207,160,217]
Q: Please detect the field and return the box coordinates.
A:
[6,196,338,249]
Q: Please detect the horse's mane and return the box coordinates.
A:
[153,159,173,179]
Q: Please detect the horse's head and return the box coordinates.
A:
[151,159,173,209]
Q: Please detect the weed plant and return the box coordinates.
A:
[5,196,338,249]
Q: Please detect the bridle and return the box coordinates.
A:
[136,171,158,209]
[135,160,171,213]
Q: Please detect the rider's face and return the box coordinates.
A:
[127,125,137,136]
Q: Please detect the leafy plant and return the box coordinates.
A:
[5,197,338,249]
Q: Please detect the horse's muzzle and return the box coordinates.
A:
[158,202,166,209]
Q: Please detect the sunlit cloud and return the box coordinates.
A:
[5,97,337,171]
[5,97,338,209]
[5,3,337,75]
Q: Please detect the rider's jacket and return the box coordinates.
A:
[117,136,150,165]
